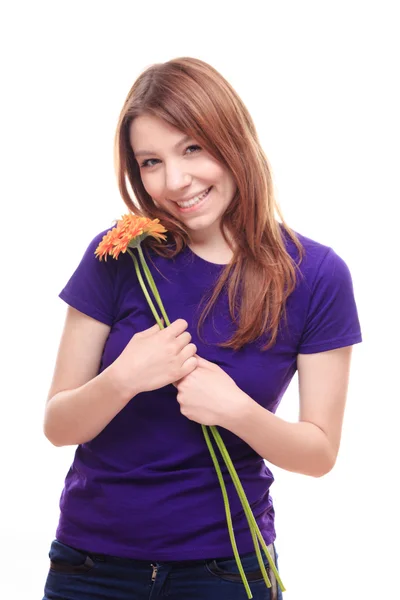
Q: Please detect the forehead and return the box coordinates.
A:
[129,115,187,152]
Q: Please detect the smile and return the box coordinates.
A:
[176,187,212,212]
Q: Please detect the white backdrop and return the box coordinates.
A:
[1,1,398,599]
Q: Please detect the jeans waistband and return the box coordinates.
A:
[90,543,274,568]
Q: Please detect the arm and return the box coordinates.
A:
[43,306,133,447]
[44,308,197,447]
[223,346,353,477]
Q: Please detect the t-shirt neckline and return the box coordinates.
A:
[184,244,229,268]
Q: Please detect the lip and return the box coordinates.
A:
[175,187,210,203]
[176,186,212,213]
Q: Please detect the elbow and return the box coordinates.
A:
[311,449,337,478]
[46,438,65,448]
[312,463,335,478]
[43,413,80,447]
[43,430,64,447]
[43,399,66,446]
[43,421,68,447]
[43,427,81,447]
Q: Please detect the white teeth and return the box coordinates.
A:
[177,187,211,208]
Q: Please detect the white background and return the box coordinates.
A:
[1,1,398,599]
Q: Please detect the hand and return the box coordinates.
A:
[175,355,249,427]
[111,319,198,396]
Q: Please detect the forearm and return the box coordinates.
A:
[43,365,134,447]
[224,390,335,478]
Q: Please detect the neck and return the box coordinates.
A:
[188,229,235,265]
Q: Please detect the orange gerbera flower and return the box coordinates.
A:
[141,217,169,242]
[95,214,167,261]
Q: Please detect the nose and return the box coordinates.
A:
[164,162,191,195]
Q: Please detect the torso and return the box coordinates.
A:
[55,227,361,561]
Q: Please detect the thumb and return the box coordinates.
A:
[195,355,215,369]
[194,354,206,366]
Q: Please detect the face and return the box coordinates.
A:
[129,114,237,244]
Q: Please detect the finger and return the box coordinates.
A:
[163,318,188,338]
[175,331,192,352]
[179,343,197,364]
[179,355,198,378]
[195,355,214,368]
[138,322,162,338]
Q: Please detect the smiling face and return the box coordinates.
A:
[129,114,237,244]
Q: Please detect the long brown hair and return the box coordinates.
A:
[114,57,304,350]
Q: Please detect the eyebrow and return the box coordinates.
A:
[133,134,193,158]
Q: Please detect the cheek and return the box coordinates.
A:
[206,160,235,194]
[220,172,237,201]
[228,176,237,197]
[203,159,225,183]
[140,173,162,200]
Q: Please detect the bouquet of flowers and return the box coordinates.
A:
[95,213,285,599]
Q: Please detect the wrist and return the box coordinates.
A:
[105,361,141,404]
[220,386,255,431]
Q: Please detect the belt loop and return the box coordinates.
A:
[268,543,278,600]
[91,553,106,562]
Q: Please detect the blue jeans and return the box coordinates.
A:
[42,539,283,599]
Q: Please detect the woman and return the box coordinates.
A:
[42,57,362,600]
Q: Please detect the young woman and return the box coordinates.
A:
[42,57,362,600]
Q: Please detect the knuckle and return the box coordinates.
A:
[170,339,179,352]
[171,366,180,381]
[180,405,188,416]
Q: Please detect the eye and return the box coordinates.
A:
[140,158,159,168]
[139,145,202,169]
[185,144,202,155]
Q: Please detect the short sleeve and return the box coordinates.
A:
[59,231,119,326]
[297,248,362,354]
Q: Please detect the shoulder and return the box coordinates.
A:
[83,226,132,270]
[62,223,135,289]
[281,225,331,267]
[280,225,353,292]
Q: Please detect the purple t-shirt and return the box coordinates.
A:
[55,227,362,560]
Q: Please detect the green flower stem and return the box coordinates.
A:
[127,249,164,330]
[210,426,286,593]
[132,247,247,594]
[202,425,253,599]
[211,427,281,587]
[209,427,271,590]
[125,246,285,596]
[137,244,171,327]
